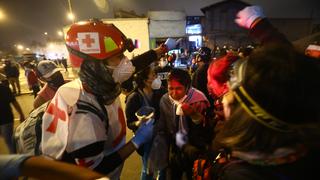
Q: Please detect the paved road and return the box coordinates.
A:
[1,67,142,180]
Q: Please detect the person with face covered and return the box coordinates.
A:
[33,60,67,109]
[149,68,211,179]
[125,65,166,180]
[41,19,175,180]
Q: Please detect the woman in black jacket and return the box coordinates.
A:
[125,65,166,180]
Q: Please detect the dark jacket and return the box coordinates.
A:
[217,151,320,180]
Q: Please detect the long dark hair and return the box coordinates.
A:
[134,66,152,90]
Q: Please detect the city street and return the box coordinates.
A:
[1,0,320,179]
[0,67,142,179]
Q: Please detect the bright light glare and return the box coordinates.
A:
[17,45,24,50]
[94,0,109,13]
[0,9,6,20]
[67,12,75,21]
[57,31,63,36]
[48,43,55,49]
[44,32,48,35]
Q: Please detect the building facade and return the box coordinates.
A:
[201,0,250,49]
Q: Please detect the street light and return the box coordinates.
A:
[0,8,6,21]
[67,12,75,22]
[57,30,63,37]
[67,0,75,22]
[17,44,24,50]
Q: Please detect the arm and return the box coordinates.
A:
[34,95,47,109]
[125,92,142,131]
[235,6,292,47]
[66,121,154,175]
[131,45,171,72]
[131,50,158,72]
[96,121,154,174]
[21,156,106,180]
[93,141,137,174]
[250,18,292,46]
[0,155,107,180]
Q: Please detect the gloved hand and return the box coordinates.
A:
[235,5,265,29]
[175,131,188,149]
[131,119,155,148]
[0,155,31,179]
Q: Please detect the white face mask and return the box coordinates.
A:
[111,56,135,83]
[151,77,162,90]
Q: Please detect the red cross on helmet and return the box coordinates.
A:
[65,19,135,67]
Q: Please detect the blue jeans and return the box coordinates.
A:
[0,122,15,153]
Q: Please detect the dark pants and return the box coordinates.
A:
[168,146,193,180]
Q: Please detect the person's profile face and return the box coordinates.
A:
[168,79,187,100]
[145,70,156,86]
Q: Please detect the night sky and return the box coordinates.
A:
[0,0,319,49]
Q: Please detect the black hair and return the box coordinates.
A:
[167,68,191,89]
[244,44,320,124]
[133,66,152,90]
[198,46,212,63]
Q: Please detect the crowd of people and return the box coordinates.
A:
[1,5,320,180]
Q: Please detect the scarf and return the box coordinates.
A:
[79,59,121,105]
